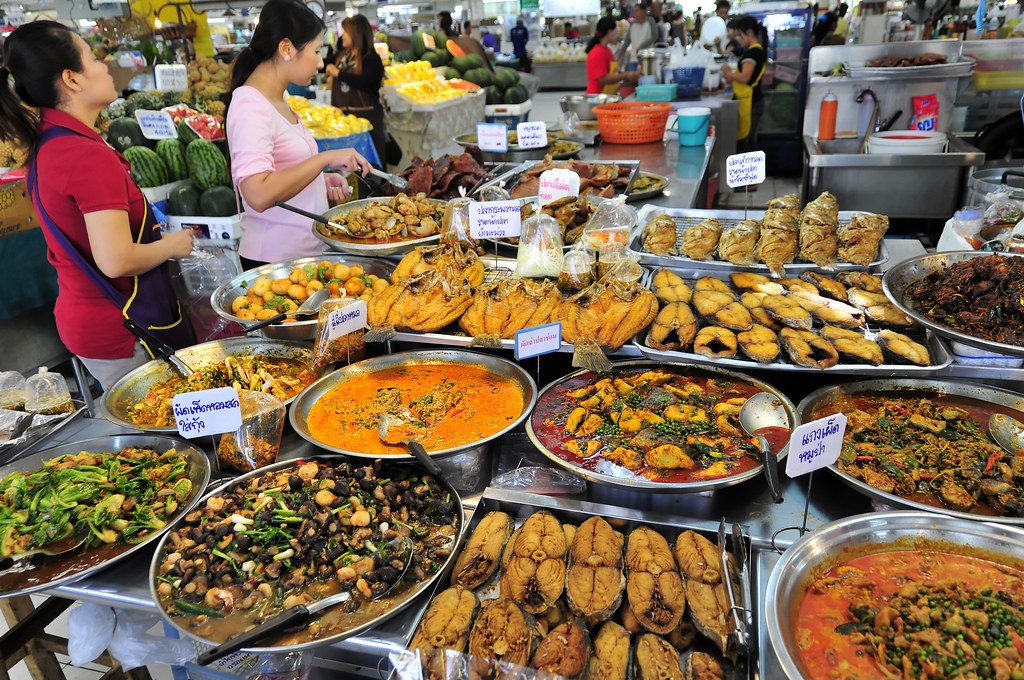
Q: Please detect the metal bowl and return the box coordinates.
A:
[290,349,538,460]
[0,435,210,598]
[454,132,555,163]
[150,455,464,653]
[560,94,621,121]
[312,197,445,258]
[797,377,1024,524]
[766,511,1024,679]
[103,337,315,433]
[882,250,1024,357]
[526,360,799,493]
[210,255,395,341]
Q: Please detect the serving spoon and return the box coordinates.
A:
[989,413,1024,456]
[0,530,90,572]
[196,536,414,666]
[274,201,356,238]
[377,414,444,478]
[123,319,194,377]
[241,288,330,334]
[739,392,789,504]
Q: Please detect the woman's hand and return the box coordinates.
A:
[720,64,733,82]
[325,64,340,78]
[324,172,353,204]
[161,228,195,259]
[324,148,372,176]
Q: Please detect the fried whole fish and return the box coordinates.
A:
[643,215,678,256]
[452,511,515,589]
[767,193,801,211]
[779,327,840,369]
[836,271,883,294]
[686,580,732,656]
[532,620,590,678]
[366,269,474,341]
[789,290,866,328]
[560,281,659,372]
[717,219,761,265]
[392,242,485,287]
[625,527,686,635]
[761,294,813,330]
[801,271,848,301]
[646,302,698,352]
[653,269,693,305]
[685,651,726,680]
[693,291,752,331]
[636,634,684,680]
[820,326,883,366]
[838,213,888,265]
[729,272,783,294]
[693,327,738,359]
[567,517,626,625]
[757,196,800,275]
[468,598,541,679]
[673,530,721,584]
[411,586,480,680]
[501,511,569,614]
[737,324,781,364]
[847,289,913,326]
[739,292,782,331]
[878,329,931,366]
[459,278,561,346]
[586,621,631,680]
[798,191,839,267]
[682,219,724,261]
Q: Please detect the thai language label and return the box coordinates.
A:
[173,387,242,438]
[538,169,581,206]
[476,123,509,153]
[516,121,548,149]
[135,110,178,140]
[515,322,562,360]
[725,151,766,188]
[469,200,523,239]
[328,299,368,341]
[785,413,847,477]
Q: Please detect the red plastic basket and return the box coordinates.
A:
[592,102,672,144]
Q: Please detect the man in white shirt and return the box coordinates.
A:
[700,0,731,52]
[617,3,659,65]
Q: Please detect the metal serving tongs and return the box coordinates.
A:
[275,201,356,237]
[196,536,414,666]
[471,160,537,198]
[718,519,752,658]
[366,167,409,191]
[123,320,194,377]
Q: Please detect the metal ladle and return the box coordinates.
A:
[241,288,330,334]
[0,530,89,572]
[377,414,443,477]
[739,392,789,504]
[989,413,1024,455]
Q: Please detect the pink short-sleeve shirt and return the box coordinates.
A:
[227,86,328,262]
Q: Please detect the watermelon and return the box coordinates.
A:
[108,117,151,152]
[463,68,493,88]
[394,49,416,63]
[177,120,198,144]
[433,31,449,50]
[410,30,429,57]
[424,50,449,67]
[449,55,476,74]
[463,54,484,70]
[124,146,169,188]
[186,139,229,191]
[124,91,163,117]
[503,84,529,105]
[443,67,461,81]
[155,139,187,181]
[200,186,237,217]
[493,67,519,90]
[484,85,504,106]
[168,184,200,216]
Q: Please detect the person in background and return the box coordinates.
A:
[438,11,458,37]
[811,10,838,46]
[699,0,730,51]
[228,0,371,270]
[834,3,850,37]
[564,21,581,39]
[326,14,386,165]
[586,15,640,93]
[511,18,531,72]
[723,18,742,55]
[0,21,195,389]
[721,15,767,154]
[463,20,473,38]
[669,10,688,42]
[617,3,657,66]
[481,27,500,50]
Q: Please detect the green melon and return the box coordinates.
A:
[503,84,529,105]
[463,68,493,88]
[443,67,461,80]
[493,67,519,90]
[108,117,151,153]
[124,146,169,188]
[484,85,504,106]
[199,186,237,217]
[167,184,200,216]
[185,139,229,191]
[155,139,187,181]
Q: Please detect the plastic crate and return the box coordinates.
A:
[315,131,381,168]
[636,84,676,102]
[485,100,532,126]
[672,67,705,100]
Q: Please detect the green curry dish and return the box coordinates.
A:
[0,448,191,558]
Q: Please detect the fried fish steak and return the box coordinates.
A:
[801,271,848,301]
[838,213,889,266]
[681,219,724,261]
[668,618,698,651]
[567,562,625,625]
[878,329,931,366]
[411,586,480,680]
[737,324,781,364]
[761,294,812,330]
[693,326,738,359]
[684,651,726,680]
[779,327,840,369]
[619,599,643,634]
[693,291,752,331]
[452,511,514,589]
[694,277,733,294]
[779,277,819,295]
[643,214,678,256]
[468,597,541,678]
[571,516,624,568]
[500,511,568,614]
[739,292,782,331]
[673,530,721,584]
[686,580,732,655]
[789,290,865,328]
[717,219,761,265]
[646,302,698,351]
[636,633,684,680]
[836,271,883,294]
[819,326,883,366]
[536,600,570,637]
[847,289,913,326]
[798,191,839,268]
[729,272,783,295]
[625,527,686,635]
[586,621,631,680]
[532,620,590,678]
[653,269,693,305]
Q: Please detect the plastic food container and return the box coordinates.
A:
[866,130,947,155]
[0,372,26,411]
[23,367,73,416]
[675,107,711,147]
[216,391,286,473]
[950,341,1024,368]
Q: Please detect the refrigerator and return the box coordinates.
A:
[738,1,813,174]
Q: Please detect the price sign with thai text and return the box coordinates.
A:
[173,387,242,438]
[726,151,766,188]
[785,413,847,477]
[469,200,522,239]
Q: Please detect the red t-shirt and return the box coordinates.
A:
[586,44,614,94]
[33,109,147,360]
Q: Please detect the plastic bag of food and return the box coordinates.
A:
[0,371,26,411]
[440,195,481,253]
[515,213,564,279]
[217,391,286,473]
[559,240,596,290]
[602,247,644,283]
[580,196,638,251]
[983,186,1024,228]
[24,367,73,416]
[311,296,367,373]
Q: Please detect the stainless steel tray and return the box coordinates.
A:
[525,359,798,494]
[454,134,584,161]
[848,56,974,79]
[882,250,1024,358]
[630,206,889,272]
[627,172,669,202]
[150,455,464,654]
[312,197,445,258]
[396,488,755,679]
[796,377,1024,525]
[0,434,210,598]
[289,349,537,460]
[210,255,395,342]
[103,338,315,433]
[473,159,641,200]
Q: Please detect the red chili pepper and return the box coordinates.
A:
[1010,629,1024,658]
[920,473,936,480]
[855,455,875,462]
[984,452,1000,474]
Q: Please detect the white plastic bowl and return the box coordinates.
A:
[867,130,947,155]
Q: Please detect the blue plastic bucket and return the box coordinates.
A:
[673,67,705,100]
[675,107,710,146]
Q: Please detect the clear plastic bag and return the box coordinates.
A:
[216,391,285,473]
[68,605,195,671]
[311,296,367,373]
[0,371,26,411]
[559,240,596,290]
[581,196,638,251]
[983,186,1024,228]
[491,466,587,495]
[175,246,244,342]
[601,247,644,283]
[441,196,475,249]
[24,367,73,416]
[515,213,564,279]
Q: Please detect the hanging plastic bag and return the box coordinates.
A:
[67,603,116,667]
[983,186,1024,228]
[216,392,286,473]
[174,246,244,341]
[514,213,564,279]
[310,296,367,373]
[559,240,596,291]
[601,247,644,284]
[580,196,638,252]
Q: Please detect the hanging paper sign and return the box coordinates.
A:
[327,300,368,341]
[134,110,178,140]
[785,413,847,477]
[725,151,766,188]
[538,169,581,206]
[516,121,548,149]
[476,123,509,153]
[154,64,188,92]
[515,322,562,360]
[469,200,522,239]
[173,387,243,439]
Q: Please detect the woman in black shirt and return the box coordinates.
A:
[326,14,386,164]
[721,15,767,153]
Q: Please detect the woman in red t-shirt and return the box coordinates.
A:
[586,16,639,94]
[0,22,195,389]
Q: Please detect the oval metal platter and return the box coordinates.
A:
[312,197,444,258]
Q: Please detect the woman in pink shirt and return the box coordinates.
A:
[228,0,372,269]
[585,16,639,94]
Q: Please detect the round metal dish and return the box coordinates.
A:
[0,435,210,598]
[626,172,669,202]
[882,250,1024,357]
[797,377,1024,524]
[290,349,537,460]
[454,132,554,163]
[561,93,621,121]
[312,196,445,257]
[150,455,464,653]
[103,338,315,433]
[766,510,1024,680]
[525,359,799,493]
[210,255,395,341]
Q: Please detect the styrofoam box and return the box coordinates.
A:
[166,214,241,248]
[141,179,189,205]
[485,100,532,126]
[950,341,1024,368]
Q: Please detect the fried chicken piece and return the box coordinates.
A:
[642,215,678,256]
[693,327,737,359]
[737,324,781,364]
[693,291,752,331]
[779,327,840,369]
[652,269,693,305]
[838,213,888,265]
[878,329,931,366]
[761,294,813,330]
[801,271,848,301]
[798,191,839,267]
[681,219,724,261]
[646,302,698,351]
[717,219,761,265]
[820,326,883,365]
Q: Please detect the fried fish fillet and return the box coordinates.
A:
[838,213,889,265]
[693,326,738,359]
[779,327,840,369]
[757,197,800,275]
[789,290,866,328]
[366,269,474,340]
[717,219,761,265]
[878,329,931,366]
[761,294,813,330]
[693,290,752,331]
[459,278,561,345]
[411,586,479,680]
[686,580,732,655]
[653,269,693,305]
[737,324,781,364]
[452,511,514,589]
[779,277,819,295]
[681,219,724,261]
[739,292,782,331]
[673,530,722,584]
[729,272,783,294]
[836,271,883,294]
[560,281,660,372]
[392,242,485,287]
[643,215,678,256]
[801,272,848,301]
[798,191,839,267]
[819,326,883,366]
[646,302,698,351]
[847,289,913,326]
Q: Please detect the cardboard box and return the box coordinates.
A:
[166,214,241,247]
[0,178,38,239]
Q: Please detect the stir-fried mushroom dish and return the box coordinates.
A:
[320,194,444,242]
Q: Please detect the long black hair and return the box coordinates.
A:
[733,15,768,49]
[229,0,325,92]
[0,21,83,153]
[586,16,618,53]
